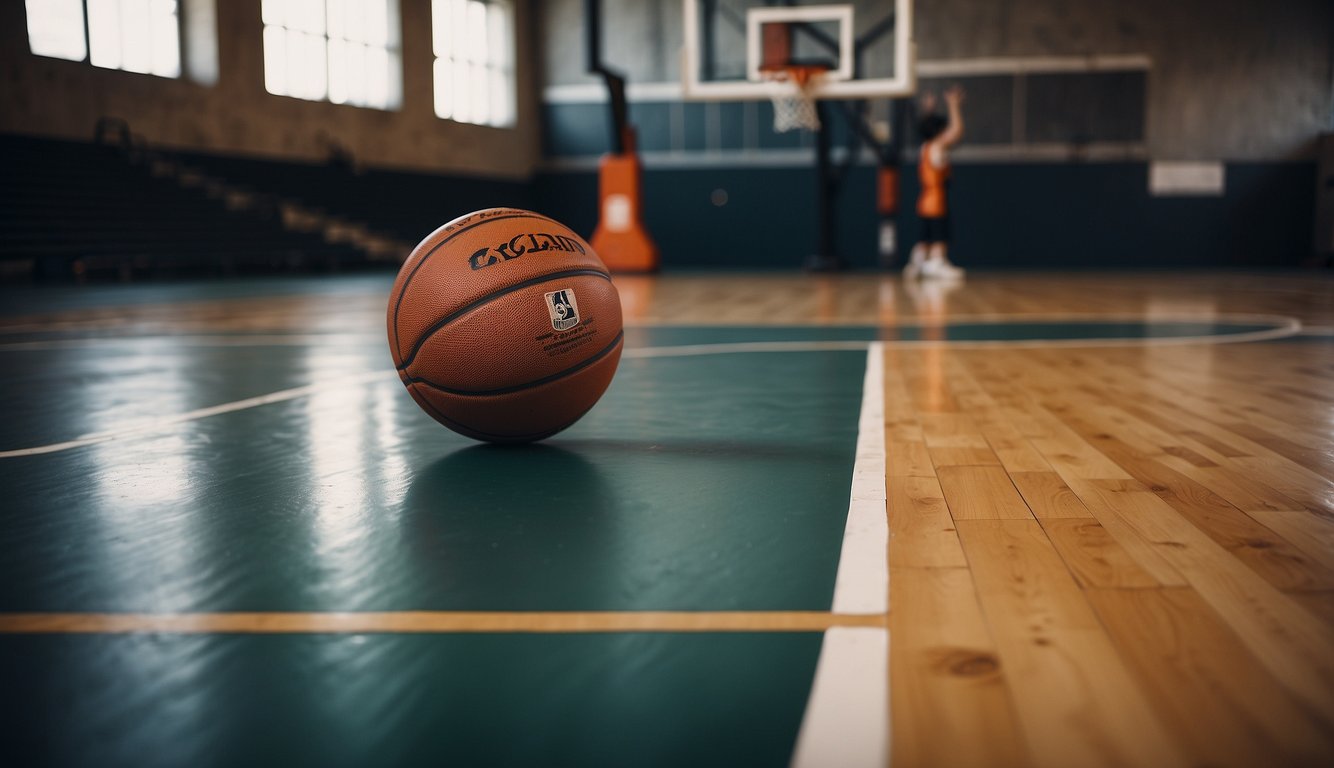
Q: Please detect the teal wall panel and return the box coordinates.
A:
[537,162,1317,269]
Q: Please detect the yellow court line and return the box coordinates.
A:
[0,611,888,634]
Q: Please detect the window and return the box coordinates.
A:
[262,0,402,110]
[433,0,514,127]
[26,0,181,79]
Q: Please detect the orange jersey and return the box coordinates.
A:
[917,141,951,218]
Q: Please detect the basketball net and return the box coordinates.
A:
[761,65,827,133]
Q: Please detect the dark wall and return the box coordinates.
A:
[538,162,1316,270]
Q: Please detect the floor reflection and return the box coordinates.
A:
[400,444,620,610]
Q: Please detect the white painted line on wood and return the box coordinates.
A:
[832,343,888,616]
[790,627,890,768]
[624,340,872,358]
[791,345,890,766]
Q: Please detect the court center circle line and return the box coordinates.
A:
[0,321,1300,459]
[0,313,1301,352]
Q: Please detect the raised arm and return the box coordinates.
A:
[937,85,965,148]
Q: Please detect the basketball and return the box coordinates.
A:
[386,208,623,443]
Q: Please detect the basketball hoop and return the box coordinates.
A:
[760,64,827,133]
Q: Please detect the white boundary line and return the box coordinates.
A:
[832,342,887,615]
[791,344,889,768]
[790,627,889,768]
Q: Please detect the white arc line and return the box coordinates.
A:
[0,371,395,459]
[1,318,1300,459]
[0,315,1301,353]
[790,627,890,768]
[0,334,387,351]
[623,341,872,358]
[0,343,876,459]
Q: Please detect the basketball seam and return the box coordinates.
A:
[395,268,612,371]
[405,331,624,397]
[390,211,572,361]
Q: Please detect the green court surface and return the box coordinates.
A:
[3,632,821,768]
[0,343,866,613]
[0,278,1303,767]
[0,313,870,767]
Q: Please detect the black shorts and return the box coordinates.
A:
[920,215,950,244]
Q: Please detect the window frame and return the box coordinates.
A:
[431,0,516,128]
[25,0,185,80]
[261,0,404,111]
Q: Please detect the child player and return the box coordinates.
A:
[905,86,966,280]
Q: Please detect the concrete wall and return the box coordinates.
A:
[0,0,541,178]
[539,0,1334,161]
[917,0,1332,161]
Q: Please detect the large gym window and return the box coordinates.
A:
[432,0,514,127]
[262,0,402,110]
[25,0,182,79]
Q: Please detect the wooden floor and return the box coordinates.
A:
[1,270,1331,766]
[644,272,1334,767]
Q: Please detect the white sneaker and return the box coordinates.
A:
[921,258,965,280]
[903,251,925,280]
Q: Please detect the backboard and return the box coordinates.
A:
[682,0,915,101]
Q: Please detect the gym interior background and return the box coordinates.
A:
[2,0,1331,278]
[3,3,1334,766]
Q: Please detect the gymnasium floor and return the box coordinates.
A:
[1,271,1332,767]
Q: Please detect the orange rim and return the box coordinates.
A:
[758,64,829,88]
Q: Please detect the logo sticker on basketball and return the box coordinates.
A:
[544,289,580,331]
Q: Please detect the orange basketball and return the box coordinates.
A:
[387,208,623,443]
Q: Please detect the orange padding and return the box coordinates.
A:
[591,153,659,273]
[877,166,899,215]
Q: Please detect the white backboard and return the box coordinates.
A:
[683,0,915,101]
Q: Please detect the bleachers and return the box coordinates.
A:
[174,150,535,246]
[0,134,370,281]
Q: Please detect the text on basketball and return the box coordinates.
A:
[468,233,587,270]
